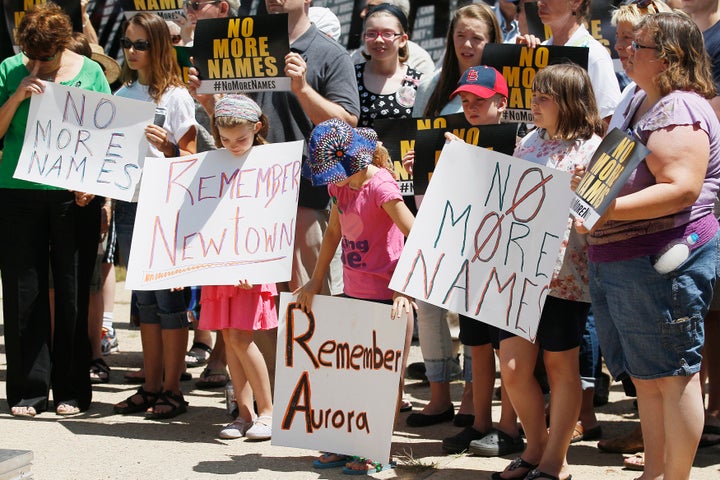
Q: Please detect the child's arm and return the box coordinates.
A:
[382,199,415,237]
[293,203,343,312]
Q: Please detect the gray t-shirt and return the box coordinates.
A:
[252,24,360,209]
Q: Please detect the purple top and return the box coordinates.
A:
[589,90,720,262]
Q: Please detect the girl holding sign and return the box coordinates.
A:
[200,94,276,441]
[112,12,197,420]
[493,63,604,480]
[295,118,415,474]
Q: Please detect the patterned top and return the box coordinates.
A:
[514,129,603,303]
[356,63,422,128]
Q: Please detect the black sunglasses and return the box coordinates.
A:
[23,50,57,62]
[120,37,151,51]
[183,0,219,11]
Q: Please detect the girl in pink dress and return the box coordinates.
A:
[199,95,275,441]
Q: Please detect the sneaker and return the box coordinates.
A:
[245,415,272,441]
[101,328,119,355]
[469,429,525,457]
[219,418,252,439]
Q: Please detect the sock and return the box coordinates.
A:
[103,312,114,334]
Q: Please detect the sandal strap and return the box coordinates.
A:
[90,358,111,375]
[156,390,188,408]
[189,342,212,354]
[508,457,538,472]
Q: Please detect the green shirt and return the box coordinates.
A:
[0,54,111,190]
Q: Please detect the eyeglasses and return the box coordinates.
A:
[183,0,219,11]
[363,31,403,40]
[631,40,658,51]
[120,37,151,51]
[626,0,654,8]
[22,50,57,62]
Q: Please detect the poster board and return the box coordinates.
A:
[272,293,407,463]
[14,82,154,201]
[390,141,574,342]
[125,141,303,289]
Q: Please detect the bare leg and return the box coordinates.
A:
[225,329,273,417]
[634,374,703,480]
[470,344,495,433]
[223,329,254,422]
[538,348,581,478]
[498,336,545,475]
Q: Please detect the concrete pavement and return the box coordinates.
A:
[1,279,719,479]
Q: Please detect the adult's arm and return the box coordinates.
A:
[0,64,43,138]
[286,51,358,126]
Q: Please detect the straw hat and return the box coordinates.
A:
[90,44,121,84]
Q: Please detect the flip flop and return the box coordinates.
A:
[312,453,353,469]
[623,453,644,471]
[341,458,396,475]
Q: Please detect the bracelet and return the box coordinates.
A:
[173,143,180,157]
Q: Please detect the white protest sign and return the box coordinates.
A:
[14,82,154,201]
[125,141,303,290]
[272,293,406,463]
[389,141,573,342]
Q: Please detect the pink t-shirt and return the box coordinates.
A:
[328,168,404,300]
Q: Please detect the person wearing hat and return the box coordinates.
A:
[90,44,121,85]
[436,66,526,457]
[295,118,415,474]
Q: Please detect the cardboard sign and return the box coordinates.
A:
[372,117,416,197]
[14,82,154,201]
[390,141,573,342]
[119,0,183,21]
[192,14,290,94]
[273,293,407,463]
[125,141,303,290]
[481,44,589,124]
[571,128,649,229]
[413,113,518,196]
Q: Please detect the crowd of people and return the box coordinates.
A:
[2,0,720,478]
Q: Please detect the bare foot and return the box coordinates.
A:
[56,401,80,416]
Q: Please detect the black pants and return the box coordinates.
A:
[0,189,98,411]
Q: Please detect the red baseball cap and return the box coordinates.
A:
[450,65,509,100]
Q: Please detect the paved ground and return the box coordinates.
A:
[1,279,719,479]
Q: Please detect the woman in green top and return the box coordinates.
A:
[0,3,110,417]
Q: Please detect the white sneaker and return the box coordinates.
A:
[245,415,272,440]
[219,418,252,439]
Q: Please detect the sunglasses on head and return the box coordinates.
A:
[183,0,219,11]
[626,0,654,8]
[120,37,151,51]
[23,50,57,62]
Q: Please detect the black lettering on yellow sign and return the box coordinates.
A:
[133,0,180,10]
[576,137,635,208]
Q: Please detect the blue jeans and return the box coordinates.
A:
[590,230,719,380]
[578,310,601,390]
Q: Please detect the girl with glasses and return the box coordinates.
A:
[355,3,422,129]
[112,12,197,420]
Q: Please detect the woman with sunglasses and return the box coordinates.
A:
[112,12,197,420]
[574,12,720,480]
[354,4,422,129]
[0,3,110,417]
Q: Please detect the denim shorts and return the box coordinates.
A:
[589,230,719,380]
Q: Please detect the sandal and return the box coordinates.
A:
[185,341,212,368]
[313,453,354,469]
[56,400,81,416]
[113,386,161,414]
[525,470,572,480]
[146,390,188,420]
[195,367,229,389]
[490,457,539,480]
[90,358,111,384]
[341,458,396,475]
[623,453,644,471]
[124,369,192,384]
